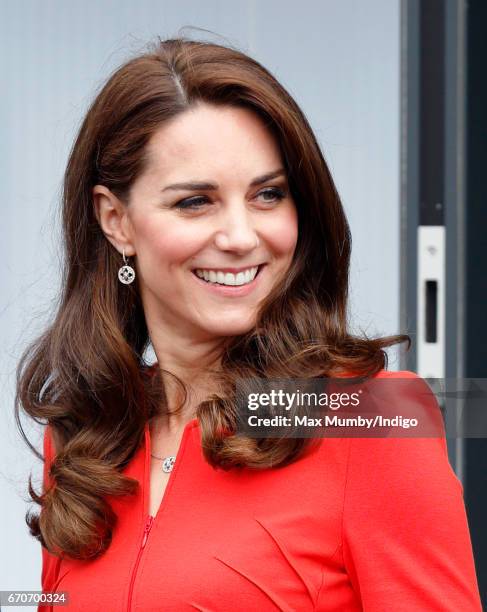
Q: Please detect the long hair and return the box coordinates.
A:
[16,37,410,561]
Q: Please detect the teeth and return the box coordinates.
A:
[194,266,259,286]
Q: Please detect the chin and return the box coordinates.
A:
[200,313,257,338]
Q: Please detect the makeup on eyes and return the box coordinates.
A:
[173,185,288,210]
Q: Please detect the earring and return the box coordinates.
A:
[118,248,136,284]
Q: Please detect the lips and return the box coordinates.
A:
[191,264,265,274]
[196,266,258,285]
[190,264,266,295]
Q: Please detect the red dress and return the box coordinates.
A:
[38,370,482,611]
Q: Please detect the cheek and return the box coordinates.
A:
[262,206,298,257]
[134,218,207,265]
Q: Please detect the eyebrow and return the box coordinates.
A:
[161,169,286,192]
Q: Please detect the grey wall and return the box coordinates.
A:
[1,0,401,600]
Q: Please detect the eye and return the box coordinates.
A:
[173,186,287,210]
[173,195,210,210]
[256,187,287,203]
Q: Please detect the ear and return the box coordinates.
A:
[92,185,136,256]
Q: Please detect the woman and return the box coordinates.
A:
[16,37,481,611]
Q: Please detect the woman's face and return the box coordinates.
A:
[121,102,298,340]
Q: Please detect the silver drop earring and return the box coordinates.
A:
[118,248,136,284]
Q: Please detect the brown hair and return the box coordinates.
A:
[16,37,410,561]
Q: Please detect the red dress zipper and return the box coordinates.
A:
[127,514,154,611]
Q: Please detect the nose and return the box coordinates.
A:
[213,204,260,253]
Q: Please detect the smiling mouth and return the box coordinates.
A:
[191,264,266,287]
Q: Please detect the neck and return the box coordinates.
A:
[149,348,226,435]
[146,319,232,434]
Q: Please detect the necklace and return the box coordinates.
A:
[151,453,176,473]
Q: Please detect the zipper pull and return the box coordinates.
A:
[141,515,154,548]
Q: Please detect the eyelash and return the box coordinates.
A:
[174,187,287,210]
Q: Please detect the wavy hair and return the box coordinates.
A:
[16,37,410,561]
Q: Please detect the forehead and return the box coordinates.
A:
[143,103,283,182]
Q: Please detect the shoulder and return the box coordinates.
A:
[342,369,460,496]
[341,371,464,535]
[305,368,445,477]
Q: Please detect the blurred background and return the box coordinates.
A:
[1,0,485,607]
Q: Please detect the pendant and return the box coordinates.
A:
[162,456,176,473]
[118,264,135,284]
